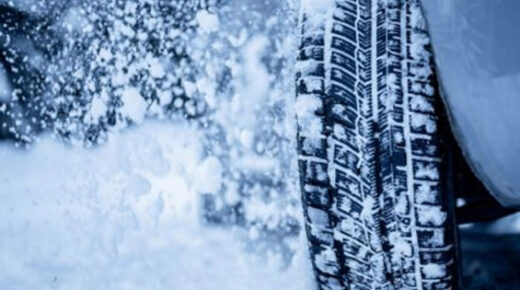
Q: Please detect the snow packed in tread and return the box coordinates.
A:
[296,0,457,289]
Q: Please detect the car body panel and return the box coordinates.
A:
[422,0,520,207]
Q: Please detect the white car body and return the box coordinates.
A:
[422,0,520,207]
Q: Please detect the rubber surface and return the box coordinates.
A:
[296,1,458,288]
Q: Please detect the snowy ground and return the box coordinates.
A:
[0,122,316,290]
[0,1,318,288]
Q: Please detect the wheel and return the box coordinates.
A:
[296,0,458,288]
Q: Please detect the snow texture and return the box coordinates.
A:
[0,0,304,248]
[0,65,10,101]
[196,10,220,34]
[0,0,316,288]
[0,122,315,290]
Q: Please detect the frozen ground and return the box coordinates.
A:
[0,122,316,290]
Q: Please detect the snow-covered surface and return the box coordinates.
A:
[300,0,334,31]
[422,0,520,207]
[0,122,315,290]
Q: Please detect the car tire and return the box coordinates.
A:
[296,0,458,288]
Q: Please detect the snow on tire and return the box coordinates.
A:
[296,1,458,289]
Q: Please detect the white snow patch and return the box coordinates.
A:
[242,35,271,104]
[158,90,173,106]
[296,59,320,75]
[307,207,329,225]
[424,229,445,247]
[389,232,412,258]
[196,78,217,109]
[120,87,148,124]
[300,0,334,34]
[333,123,347,140]
[295,94,323,138]
[422,263,446,279]
[88,96,107,121]
[416,183,438,204]
[236,155,278,172]
[410,3,427,30]
[360,195,376,223]
[395,194,409,215]
[196,10,220,34]
[61,7,88,32]
[410,95,434,113]
[301,0,334,11]
[314,247,337,274]
[148,59,165,79]
[416,205,447,226]
[194,156,223,194]
[410,32,431,61]
[411,112,437,134]
[414,161,440,180]
[239,129,255,149]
